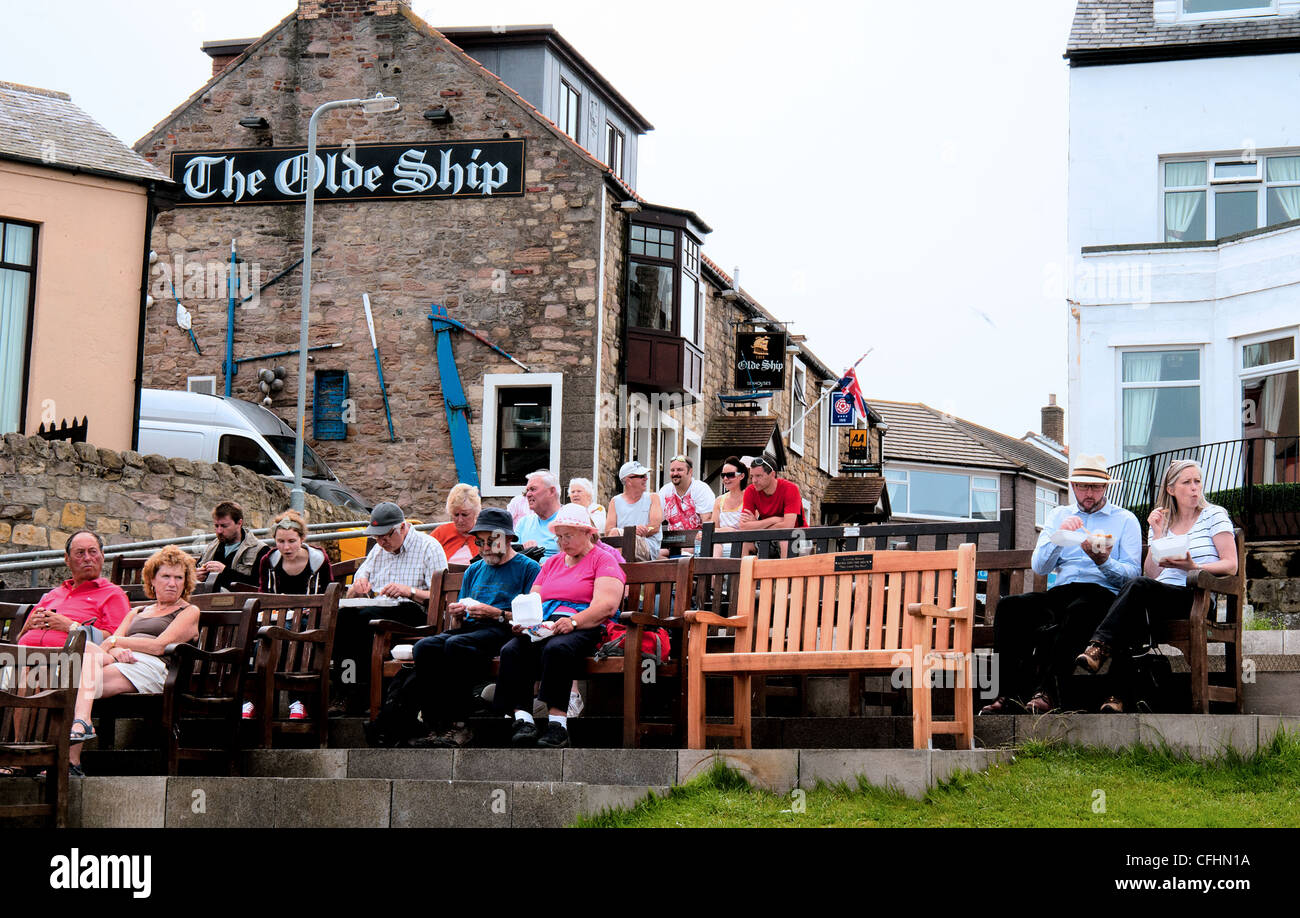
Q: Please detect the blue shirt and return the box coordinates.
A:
[1031,498,1141,593]
[515,510,559,558]
[459,553,541,615]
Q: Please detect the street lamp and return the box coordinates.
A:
[292,92,399,511]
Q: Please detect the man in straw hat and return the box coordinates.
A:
[978,454,1141,715]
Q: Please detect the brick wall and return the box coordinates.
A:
[135,10,607,517]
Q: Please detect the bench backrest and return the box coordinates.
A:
[732,545,977,655]
[0,604,30,644]
[168,600,260,696]
[431,569,465,630]
[193,582,341,676]
[620,558,694,624]
[690,557,743,618]
[109,556,146,585]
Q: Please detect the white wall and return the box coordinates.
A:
[1067,51,1300,268]
[1067,221,1300,458]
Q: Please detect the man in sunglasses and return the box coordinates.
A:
[410,508,540,747]
[657,454,714,557]
[739,455,805,556]
[978,454,1141,716]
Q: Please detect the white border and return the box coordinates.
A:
[480,372,564,498]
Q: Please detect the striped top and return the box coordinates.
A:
[1155,504,1233,587]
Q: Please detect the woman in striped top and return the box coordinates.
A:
[1074,459,1238,712]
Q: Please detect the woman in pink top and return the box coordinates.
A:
[492,503,625,749]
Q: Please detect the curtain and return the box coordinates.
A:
[1165,191,1204,241]
[0,269,31,434]
[1260,372,1288,483]
[1122,353,1162,460]
[1267,156,1300,222]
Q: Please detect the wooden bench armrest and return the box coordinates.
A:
[368,619,439,638]
[166,643,244,665]
[1192,571,1241,593]
[0,688,67,708]
[618,611,686,628]
[907,602,971,621]
[683,610,750,629]
[257,625,329,643]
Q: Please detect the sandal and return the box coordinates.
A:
[70,718,96,744]
[0,766,24,777]
[1099,695,1124,714]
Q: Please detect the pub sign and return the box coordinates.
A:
[734,331,787,390]
[170,139,526,206]
[830,392,855,427]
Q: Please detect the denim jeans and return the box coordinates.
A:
[412,619,512,726]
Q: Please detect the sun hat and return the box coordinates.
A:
[1067,454,1114,486]
[547,503,599,535]
[618,460,649,480]
[468,507,516,536]
[363,501,405,536]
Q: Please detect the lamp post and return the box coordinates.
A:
[292,93,399,511]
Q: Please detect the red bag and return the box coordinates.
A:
[597,622,671,663]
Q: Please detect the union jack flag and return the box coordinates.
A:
[836,368,867,417]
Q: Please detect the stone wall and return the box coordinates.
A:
[134,6,606,515]
[1245,541,1300,622]
[0,433,351,587]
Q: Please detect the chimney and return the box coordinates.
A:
[201,39,256,78]
[297,0,409,19]
[1041,394,1064,446]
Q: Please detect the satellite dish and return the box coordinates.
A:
[176,303,192,330]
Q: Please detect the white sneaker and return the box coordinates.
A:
[241,701,255,720]
[567,689,584,718]
[288,701,307,721]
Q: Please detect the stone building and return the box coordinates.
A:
[134,0,874,519]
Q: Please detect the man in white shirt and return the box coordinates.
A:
[657,456,714,556]
[334,501,447,715]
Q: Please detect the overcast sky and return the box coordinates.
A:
[7,0,1079,443]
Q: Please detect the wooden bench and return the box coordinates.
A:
[367,569,465,722]
[971,528,1246,713]
[161,600,260,774]
[193,584,341,747]
[0,603,30,644]
[0,631,84,826]
[686,546,978,750]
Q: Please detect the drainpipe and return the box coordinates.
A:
[592,188,608,494]
[131,182,161,452]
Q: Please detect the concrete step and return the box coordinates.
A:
[1,747,1014,827]
[973,712,1300,759]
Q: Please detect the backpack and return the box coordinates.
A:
[594,621,671,665]
[363,665,423,747]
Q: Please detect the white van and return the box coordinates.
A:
[137,388,371,514]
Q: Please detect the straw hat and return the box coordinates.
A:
[1067,454,1114,486]
[547,503,599,535]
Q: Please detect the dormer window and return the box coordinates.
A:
[1178,0,1277,19]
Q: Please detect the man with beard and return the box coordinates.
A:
[657,455,714,556]
[978,455,1141,715]
[197,501,268,592]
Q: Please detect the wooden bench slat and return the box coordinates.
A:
[801,575,820,652]
[770,578,789,654]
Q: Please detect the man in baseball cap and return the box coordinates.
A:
[979,454,1141,716]
[333,501,448,715]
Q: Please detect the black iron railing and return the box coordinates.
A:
[1108,436,1300,540]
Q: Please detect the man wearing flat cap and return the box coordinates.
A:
[332,501,447,714]
[978,455,1141,716]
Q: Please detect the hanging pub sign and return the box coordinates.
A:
[734,330,787,390]
[830,391,856,427]
[848,429,871,463]
[170,139,526,206]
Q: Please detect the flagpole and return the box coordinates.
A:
[780,349,872,440]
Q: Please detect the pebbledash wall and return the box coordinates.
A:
[134,0,854,520]
[0,433,349,587]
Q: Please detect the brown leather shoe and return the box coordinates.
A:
[1075,642,1111,675]
[1024,691,1054,715]
[978,696,1017,716]
[1100,695,1124,714]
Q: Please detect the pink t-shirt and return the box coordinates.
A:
[20,577,130,648]
[534,546,627,615]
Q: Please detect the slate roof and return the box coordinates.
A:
[0,81,167,183]
[822,476,887,507]
[1067,1,1300,64]
[700,416,788,469]
[870,399,1067,482]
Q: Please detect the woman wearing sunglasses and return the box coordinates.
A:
[708,455,749,558]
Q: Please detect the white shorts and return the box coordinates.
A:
[112,652,168,694]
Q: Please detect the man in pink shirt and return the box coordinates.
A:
[19,530,130,648]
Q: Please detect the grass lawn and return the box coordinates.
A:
[577,731,1300,828]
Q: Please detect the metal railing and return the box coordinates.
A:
[1108,436,1300,540]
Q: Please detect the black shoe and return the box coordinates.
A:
[536,721,570,748]
[978,696,1019,716]
[511,718,540,747]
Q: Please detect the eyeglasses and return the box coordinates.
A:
[1074,483,1107,493]
[625,473,647,480]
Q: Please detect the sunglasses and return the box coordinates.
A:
[720,471,741,479]
[750,458,774,471]
[625,473,647,480]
